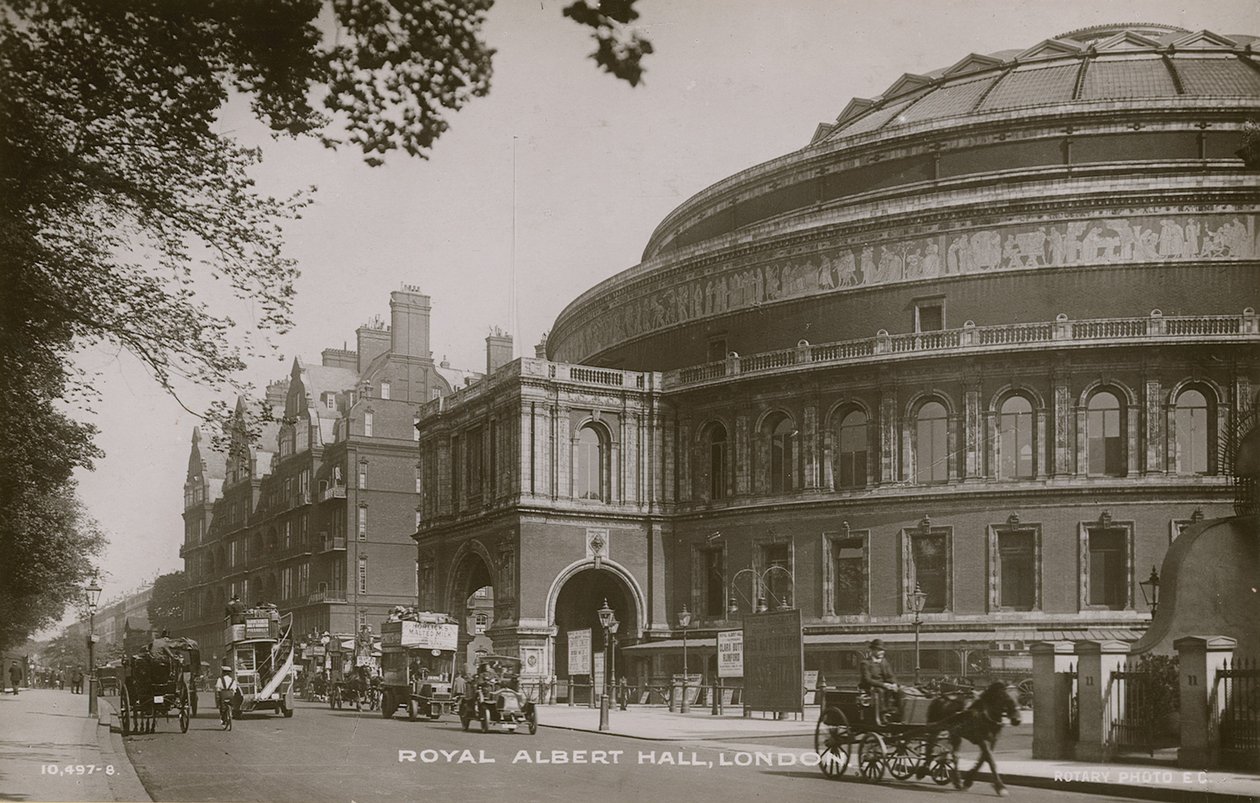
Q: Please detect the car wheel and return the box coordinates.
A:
[408,698,418,721]
[526,708,538,735]
[480,707,490,733]
[381,691,393,719]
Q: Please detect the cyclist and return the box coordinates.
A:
[215,665,239,728]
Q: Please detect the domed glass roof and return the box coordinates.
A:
[818,24,1260,143]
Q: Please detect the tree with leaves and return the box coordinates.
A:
[0,0,649,654]
[148,571,187,636]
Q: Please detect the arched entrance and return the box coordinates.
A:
[448,547,495,671]
[552,568,639,687]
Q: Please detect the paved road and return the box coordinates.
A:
[122,701,1135,803]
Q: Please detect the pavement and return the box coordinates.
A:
[0,687,147,803]
[538,703,1260,802]
[2,688,1258,802]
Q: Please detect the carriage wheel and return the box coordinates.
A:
[119,686,131,737]
[930,751,959,786]
[887,739,919,781]
[813,707,851,778]
[178,681,191,733]
[1017,678,1034,709]
[857,732,888,782]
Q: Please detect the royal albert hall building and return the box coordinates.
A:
[415,23,1260,690]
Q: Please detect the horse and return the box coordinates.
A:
[947,681,1022,795]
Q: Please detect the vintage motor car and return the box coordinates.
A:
[458,655,537,735]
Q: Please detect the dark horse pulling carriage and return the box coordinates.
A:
[814,681,1021,794]
[118,636,199,736]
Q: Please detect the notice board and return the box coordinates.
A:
[741,608,803,715]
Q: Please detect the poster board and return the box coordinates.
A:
[742,608,804,715]
[568,629,591,674]
[718,630,743,678]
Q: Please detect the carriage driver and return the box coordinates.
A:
[859,639,904,723]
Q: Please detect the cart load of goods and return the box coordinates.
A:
[126,638,190,687]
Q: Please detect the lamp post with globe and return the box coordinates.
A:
[677,605,692,714]
[84,576,102,716]
[597,599,619,731]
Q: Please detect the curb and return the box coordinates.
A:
[542,723,1256,802]
[96,697,153,802]
[959,772,1255,803]
[539,722,811,743]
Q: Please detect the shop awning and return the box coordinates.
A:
[619,628,1142,653]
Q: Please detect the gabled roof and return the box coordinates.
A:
[834,97,876,126]
[1170,30,1240,50]
[881,73,934,100]
[1093,30,1162,52]
[943,52,1006,77]
[1016,38,1084,62]
[186,426,226,485]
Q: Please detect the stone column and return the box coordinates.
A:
[880,388,899,484]
[964,379,982,480]
[1175,635,1237,768]
[734,412,751,496]
[1072,640,1129,762]
[802,404,819,489]
[1031,641,1075,759]
[1145,377,1164,475]
[1053,365,1074,477]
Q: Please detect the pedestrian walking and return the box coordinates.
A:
[9,663,22,695]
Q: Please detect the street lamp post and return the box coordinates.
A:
[677,605,691,714]
[1139,566,1161,616]
[728,566,795,616]
[596,599,619,732]
[908,582,927,686]
[84,576,102,716]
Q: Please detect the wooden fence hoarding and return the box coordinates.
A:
[742,609,803,715]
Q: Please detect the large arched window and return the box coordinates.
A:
[705,422,728,500]
[1086,391,1124,477]
[998,396,1034,480]
[836,410,869,489]
[1174,389,1210,475]
[831,410,871,486]
[763,413,796,493]
[573,424,608,501]
[915,401,948,484]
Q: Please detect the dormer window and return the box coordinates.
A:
[325,394,335,410]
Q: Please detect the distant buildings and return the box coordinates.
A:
[178,288,468,666]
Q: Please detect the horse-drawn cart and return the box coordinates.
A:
[117,637,198,736]
[814,686,962,784]
[815,681,1022,794]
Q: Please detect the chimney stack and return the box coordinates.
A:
[390,286,431,360]
[486,327,513,374]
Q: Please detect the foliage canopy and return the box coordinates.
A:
[0,0,648,653]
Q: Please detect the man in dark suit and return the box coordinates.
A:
[858,639,902,722]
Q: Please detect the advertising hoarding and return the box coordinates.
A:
[717,630,743,678]
[741,609,803,715]
[568,629,592,675]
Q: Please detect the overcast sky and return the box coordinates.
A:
[66,0,1258,611]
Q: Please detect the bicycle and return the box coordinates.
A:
[217,688,235,731]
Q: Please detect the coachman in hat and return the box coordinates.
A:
[859,638,903,723]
